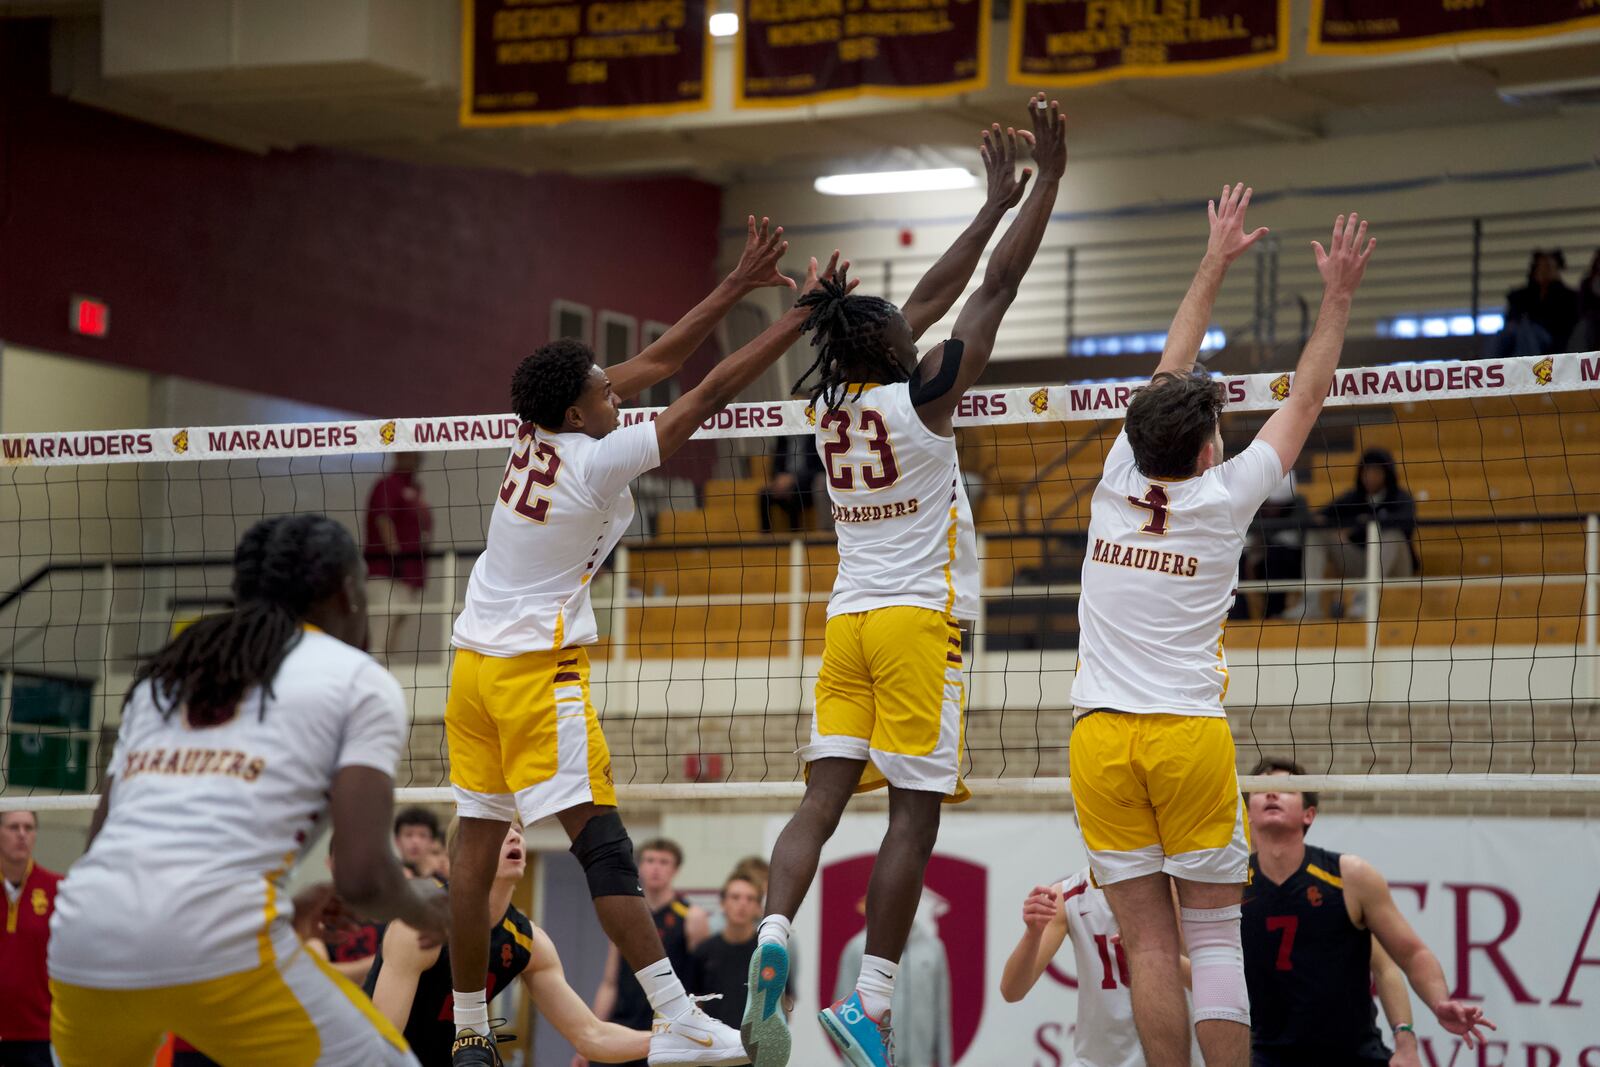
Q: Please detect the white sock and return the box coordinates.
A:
[636,958,692,1020]
[757,914,791,949]
[856,954,898,1020]
[453,989,490,1036]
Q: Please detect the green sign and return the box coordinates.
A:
[5,731,89,791]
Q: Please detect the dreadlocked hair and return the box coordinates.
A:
[134,514,359,727]
[791,267,906,412]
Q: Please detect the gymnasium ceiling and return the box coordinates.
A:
[9,0,1600,182]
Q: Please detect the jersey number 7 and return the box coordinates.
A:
[499,437,562,523]
[1127,484,1170,535]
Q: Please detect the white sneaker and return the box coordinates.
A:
[650,998,751,1066]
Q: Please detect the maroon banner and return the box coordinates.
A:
[1009,0,1288,86]
[1310,0,1600,54]
[462,0,710,126]
[736,0,990,108]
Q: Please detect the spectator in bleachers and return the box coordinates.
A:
[758,435,827,532]
[394,805,442,877]
[1,810,59,1067]
[1237,474,1310,620]
[364,451,432,665]
[1299,449,1417,619]
[1569,249,1600,352]
[1501,249,1578,356]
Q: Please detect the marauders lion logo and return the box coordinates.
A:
[1029,387,1049,415]
[379,420,397,446]
[1269,374,1292,402]
[1532,356,1554,386]
[804,403,817,427]
[172,430,189,454]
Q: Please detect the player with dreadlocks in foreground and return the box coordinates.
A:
[742,92,1068,1067]
[48,514,446,1066]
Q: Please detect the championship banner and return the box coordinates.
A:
[3,352,1597,466]
[775,813,1600,1064]
[1310,0,1600,56]
[736,0,990,108]
[461,0,711,127]
[1009,0,1288,88]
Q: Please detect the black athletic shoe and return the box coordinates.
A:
[451,1029,504,1067]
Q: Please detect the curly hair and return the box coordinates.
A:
[512,339,596,429]
[791,268,907,411]
[134,514,359,727]
[1124,370,1225,479]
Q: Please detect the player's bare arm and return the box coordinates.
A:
[523,924,651,1062]
[918,92,1066,434]
[587,943,621,1026]
[1000,884,1068,1002]
[1342,854,1496,1049]
[608,215,794,401]
[369,919,440,1029]
[329,765,450,942]
[1370,937,1421,1067]
[1256,212,1378,474]
[898,124,1032,341]
[652,251,853,457]
[685,903,711,952]
[1151,183,1269,380]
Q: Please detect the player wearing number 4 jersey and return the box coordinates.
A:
[445,217,852,1067]
[745,93,1069,1067]
[1070,191,1378,1067]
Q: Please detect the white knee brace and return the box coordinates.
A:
[1182,905,1251,1026]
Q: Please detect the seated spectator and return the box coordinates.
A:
[758,435,826,533]
[1300,449,1417,619]
[1237,474,1310,620]
[691,873,794,1029]
[1570,250,1600,353]
[1501,249,1578,356]
[393,806,441,877]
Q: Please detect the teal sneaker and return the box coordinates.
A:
[740,941,791,1067]
[818,992,894,1067]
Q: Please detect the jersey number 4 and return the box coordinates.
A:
[1127,483,1171,535]
[820,409,900,491]
[499,437,562,523]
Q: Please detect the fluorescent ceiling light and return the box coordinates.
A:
[709,12,738,36]
[814,168,977,196]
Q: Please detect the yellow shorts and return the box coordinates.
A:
[51,947,413,1067]
[446,646,616,826]
[801,606,970,801]
[1069,710,1249,886]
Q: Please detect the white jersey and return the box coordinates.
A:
[817,379,978,620]
[48,630,407,989]
[1072,430,1281,717]
[454,420,659,655]
[1059,870,1202,1067]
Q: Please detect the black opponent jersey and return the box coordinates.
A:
[612,895,694,1028]
[1242,845,1390,1065]
[362,901,535,1067]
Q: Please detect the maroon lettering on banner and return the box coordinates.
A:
[1553,888,1600,1007]
[1445,883,1539,1004]
[1009,0,1288,87]
[1310,1,1600,55]
[463,0,710,127]
[738,0,989,107]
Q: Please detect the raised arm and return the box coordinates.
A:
[1371,937,1421,1067]
[608,216,794,402]
[1256,213,1377,474]
[1345,855,1496,1050]
[899,127,1032,341]
[917,93,1067,432]
[368,920,441,1030]
[1153,183,1269,380]
[653,253,852,458]
[1000,884,1069,1002]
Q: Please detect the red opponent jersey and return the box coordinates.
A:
[2,860,62,1040]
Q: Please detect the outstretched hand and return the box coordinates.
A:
[1432,1000,1495,1049]
[1024,92,1067,182]
[729,215,794,292]
[981,122,1032,210]
[1313,211,1378,296]
[1206,183,1269,266]
[1022,885,1059,933]
[800,250,858,298]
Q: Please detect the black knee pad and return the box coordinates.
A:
[570,811,644,899]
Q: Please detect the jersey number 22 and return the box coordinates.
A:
[499,437,562,523]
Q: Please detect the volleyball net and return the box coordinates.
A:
[2,351,1598,811]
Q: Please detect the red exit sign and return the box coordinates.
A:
[69,295,109,338]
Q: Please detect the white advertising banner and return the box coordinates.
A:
[771,813,1600,1066]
